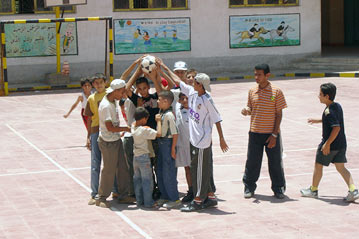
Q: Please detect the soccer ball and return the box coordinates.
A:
[141,55,157,74]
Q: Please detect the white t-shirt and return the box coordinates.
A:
[171,88,181,112]
[131,124,157,157]
[124,98,136,137]
[179,81,222,149]
[98,96,121,142]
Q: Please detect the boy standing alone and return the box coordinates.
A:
[300,83,358,202]
[241,64,287,199]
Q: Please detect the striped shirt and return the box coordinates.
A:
[247,82,287,133]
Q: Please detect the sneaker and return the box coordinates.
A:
[203,198,218,208]
[244,188,254,199]
[181,190,194,203]
[180,200,204,212]
[88,197,96,205]
[156,199,169,207]
[162,200,181,209]
[300,187,318,198]
[112,192,120,199]
[344,189,359,202]
[274,192,285,199]
[96,200,110,208]
[118,196,136,204]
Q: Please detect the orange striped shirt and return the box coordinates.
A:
[247,82,287,133]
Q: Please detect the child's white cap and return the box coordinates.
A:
[173,61,187,71]
[106,79,126,94]
[195,73,211,92]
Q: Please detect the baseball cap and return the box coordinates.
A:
[173,61,187,71]
[106,79,126,94]
[195,73,211,92]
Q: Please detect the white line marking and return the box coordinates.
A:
[6,124,152,239]
[178,168,359,187]
[0,167,91,177]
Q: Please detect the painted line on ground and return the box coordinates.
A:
[178,168,359,186]
[0,166,91,177]
[5,124,152,239]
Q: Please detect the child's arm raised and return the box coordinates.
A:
[125,65,142,98]
[215,122,229,153]
[63,95,82,118]
[156,57,181,86]
[145,69,162,94]
[120,56,143,81]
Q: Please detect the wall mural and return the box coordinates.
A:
[5,22,78,57]
[114,18,191,54]
[230,14,300,48]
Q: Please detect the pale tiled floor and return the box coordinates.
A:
[1,77,358,238]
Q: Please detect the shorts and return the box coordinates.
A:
[315,147,347,166]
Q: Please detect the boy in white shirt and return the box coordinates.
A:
[161,69,229,211]
[132,107,162,208]
[96,79,134,208]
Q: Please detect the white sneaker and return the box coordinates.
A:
[344,189,359,202]
[300,187,318,198]
[162,200,181,209]
[156,199,169,206]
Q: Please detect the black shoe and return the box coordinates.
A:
[274,192,285,199]
[152,187,161,201]
[180,200,203,212]
[203,198,218,209]
[181,190,194,203]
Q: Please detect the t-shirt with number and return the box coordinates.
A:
[179,81,222,149]
[129,92,159,130]
[98,96,121,142]
[321,102,346,150]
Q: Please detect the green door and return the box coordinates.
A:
[344,0,359,45]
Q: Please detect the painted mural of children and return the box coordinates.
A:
[62,23,75,53]
[172,29,177,43]
[143,31,152,46]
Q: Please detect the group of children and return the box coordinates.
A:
[64,58,358,212]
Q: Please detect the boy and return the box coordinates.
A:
[63,77,92,130]
[156,90,180,208]
[84,73,108,205]
[300,83,358,202]
[241,64,287,199]
[163,68,229,211]
[175,93,193,202]
[132,107,162,208]
[186,69,197,86]
[96,79,134,208]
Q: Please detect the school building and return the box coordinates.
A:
[0,0,357,86]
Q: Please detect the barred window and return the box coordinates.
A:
[230,0,298,7]
[114,0,187,11]
[0,0,75,15]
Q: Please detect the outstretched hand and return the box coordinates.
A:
[220,138,229,153]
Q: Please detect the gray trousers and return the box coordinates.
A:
[190,143,214,201]
[98,137,131,201]
[123,136,135,195]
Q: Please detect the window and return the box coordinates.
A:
[229,0,298,7]
[0,0,75,15]
[114,0,187,11]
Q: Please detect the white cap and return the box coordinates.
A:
[106,79,126,94]
[173,61,187,71]
[195,73,211,92]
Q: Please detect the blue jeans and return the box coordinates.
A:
[90,132,118,198]
[90,132,101,198]
[156,138,179,201]
[133,154,154,207]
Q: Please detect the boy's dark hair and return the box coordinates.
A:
[134,107,150,121]
[320,83,336,101]
[80,77,91,87]
[159,90,174,104]
[254,64,270,75]
[179,92,186,99]
[91,73,107,83]
[187,68,197,76]
[119,98,126,106]
[136,77,150,86]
